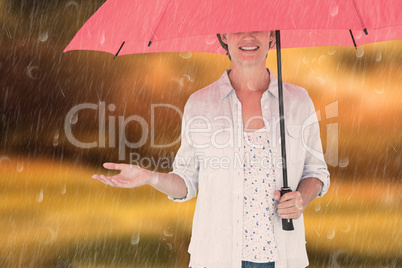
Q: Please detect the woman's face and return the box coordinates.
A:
[220,31,274,66]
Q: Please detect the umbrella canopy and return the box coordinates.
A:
[63,0,402,56]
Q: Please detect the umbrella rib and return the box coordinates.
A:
[349,30,357,49]
[350,0,368,35]
[148,0,172,47]
[114,41,126,59]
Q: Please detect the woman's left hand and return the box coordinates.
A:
[274,190,304,219]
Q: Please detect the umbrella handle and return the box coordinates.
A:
[280,187,295,231]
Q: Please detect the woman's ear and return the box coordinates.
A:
[220,33,228,44]
[269,31,276,49]
[269,31,275,42]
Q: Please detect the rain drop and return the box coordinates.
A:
[171,76,181,85]
[374,88,384,94]
[330,5,339,16]
[130,233,140,245]
[183,74,194,82]
[205,35,217,45]
[375,52,382,61]
[61,184,66,195]
[390,144,397,153]
[59,85,65,97]
[329,250,344,267]
[39,32,48,42]
[149,172,159,185]
[315,77,325,85]
[0,156,11,170]
[328,49,336,56]
[356,48,364,58]
[354,31,363,40]
[108,104,116,111]
[53,130,60,146]
[70,113,78,124]
[5,26,12,38]
[339,157,349,168]
[179,52,192,59]
[166,243,173,251]
[180,74,194,86]
[318,55,327,65]
[327,228,335,239]
[37,189,44,203]
[247,81,257,91]
[44,227,58,245]
[100,31,106,46]
[314,202,321,212]
[217,47,227,55]
[163,227,174,237]
[16,161,24,172]
[27,66,40,79]
[384,191,394,204]
[65,0,79,9]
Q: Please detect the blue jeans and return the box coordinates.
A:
[241,261,275,268]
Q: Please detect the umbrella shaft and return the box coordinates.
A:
[275,30,288,188]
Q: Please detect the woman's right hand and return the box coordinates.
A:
[92,163,156,188]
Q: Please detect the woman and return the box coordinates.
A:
[93,31,330,268]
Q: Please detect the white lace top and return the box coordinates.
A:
[242,129,279,262]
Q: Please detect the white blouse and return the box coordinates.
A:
[169,69,330,268]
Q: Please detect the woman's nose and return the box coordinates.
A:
[241,32,257,40]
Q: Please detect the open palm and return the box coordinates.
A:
[92,163,152,188]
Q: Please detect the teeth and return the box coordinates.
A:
[240,46,258,51]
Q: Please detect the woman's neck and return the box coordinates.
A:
[228,63,270,93]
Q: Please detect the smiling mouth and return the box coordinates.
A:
[239,46,259,51]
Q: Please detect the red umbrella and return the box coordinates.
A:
[63,0,402,230]
[63,0,401,56]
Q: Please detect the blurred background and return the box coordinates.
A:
[0,0,401,267]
